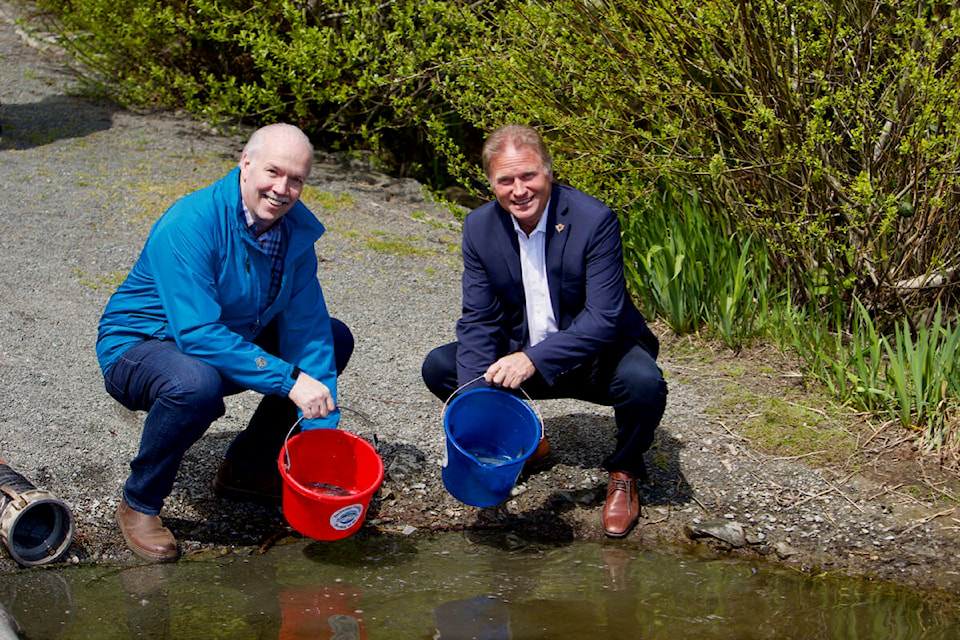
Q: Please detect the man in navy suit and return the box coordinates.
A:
[422,124,667,537]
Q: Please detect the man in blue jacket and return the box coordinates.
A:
[422,124,667,538]
[97,123,353,562]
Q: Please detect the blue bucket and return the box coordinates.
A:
[441,387,542,508]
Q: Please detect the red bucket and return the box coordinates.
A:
[278,429,384,541]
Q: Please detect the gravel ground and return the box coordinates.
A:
[2,2,960,597]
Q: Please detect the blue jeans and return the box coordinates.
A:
[104,319,354,515]
[421,339,667,476]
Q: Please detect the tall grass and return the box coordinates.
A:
[621,190,772,351]
[785,300,960,453]
[622,190,960,454]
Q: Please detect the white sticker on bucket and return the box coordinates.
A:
[330,504,365,531]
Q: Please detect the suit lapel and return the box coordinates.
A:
[495,205,524,295]
[545,185,568,324]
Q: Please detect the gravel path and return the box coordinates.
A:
[2,2,960,596]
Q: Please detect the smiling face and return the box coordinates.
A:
[488,142,553,235]
[239,126,313,232]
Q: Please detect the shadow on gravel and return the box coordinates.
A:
[0,94,115,149]
[542,412,693,511]
[641,431,693,510]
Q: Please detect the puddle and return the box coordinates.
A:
[0,531,958,639]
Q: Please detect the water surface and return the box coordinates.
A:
[0,531,957,639]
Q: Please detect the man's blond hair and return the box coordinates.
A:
[481,124,553,179]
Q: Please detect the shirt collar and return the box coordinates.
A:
[241,200,283,238]
[510,197,552,238]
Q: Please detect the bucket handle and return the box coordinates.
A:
[281,405,380,474]
[441,376,545,440]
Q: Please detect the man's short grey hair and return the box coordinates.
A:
[241,123,314,171]
[481,124,553,178]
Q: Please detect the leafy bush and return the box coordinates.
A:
[32,0,960,313]
[27,0,960,450]
[430,0,960,317]
[31,0,484,187]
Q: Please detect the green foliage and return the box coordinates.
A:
[622,189,771,351]
[32,0,484,188]
[29,0,960,449]
[883,308,960,448]
[787,300,960,451]
[35,0,960,311]
[430,0,960,316]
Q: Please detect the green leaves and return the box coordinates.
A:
[621,188,771,350]
[789,299,960,449]
[34,0,483,188]
[32,0,960,449]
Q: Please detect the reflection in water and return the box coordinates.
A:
[279,584,366,640]
[0,603,24,639]
[601,546,639,637]
[0,534,957,639]
[0,570,72,639]
[434,596,509,639]
[117,560,369,640]
[441,547,641,638]
[120,564,174,639]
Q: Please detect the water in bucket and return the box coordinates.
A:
[302,482,354,498]
[473,451,516,467]
[442,388,542,508]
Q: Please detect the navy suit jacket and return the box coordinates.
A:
[455,182,658,387]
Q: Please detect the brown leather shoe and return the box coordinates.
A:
[602,471,639,538]
[212,459,282,505]
[522,436,553,474]
[116,498,179,563]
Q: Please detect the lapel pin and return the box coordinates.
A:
[555,223,565,232]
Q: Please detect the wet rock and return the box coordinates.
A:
[774,541,800,558]
[684,519,747,548]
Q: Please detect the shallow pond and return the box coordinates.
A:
[1,531,958,639]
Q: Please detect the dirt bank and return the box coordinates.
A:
[2,1,960,598]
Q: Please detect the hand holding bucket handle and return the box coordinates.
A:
[441,376,545,441]
[282,406,379,475]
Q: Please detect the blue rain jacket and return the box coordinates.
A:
[96,167,339,428]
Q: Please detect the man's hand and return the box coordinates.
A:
[287,372,336,419]
[484,352,536,389]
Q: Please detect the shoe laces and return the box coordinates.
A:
[609,476,631,495]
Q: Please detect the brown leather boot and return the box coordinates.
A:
[212,459,283,505]
[602,471,639,538]
[116,498,179,562]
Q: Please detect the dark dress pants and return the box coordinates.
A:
[103,319,353,515]
[421,339,666,476]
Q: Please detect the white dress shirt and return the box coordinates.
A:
[512,203,558,347]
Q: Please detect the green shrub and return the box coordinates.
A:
[430,0,960,317]
[31,0,484,188]
[36,0,960,317]
[28,0,960,450]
